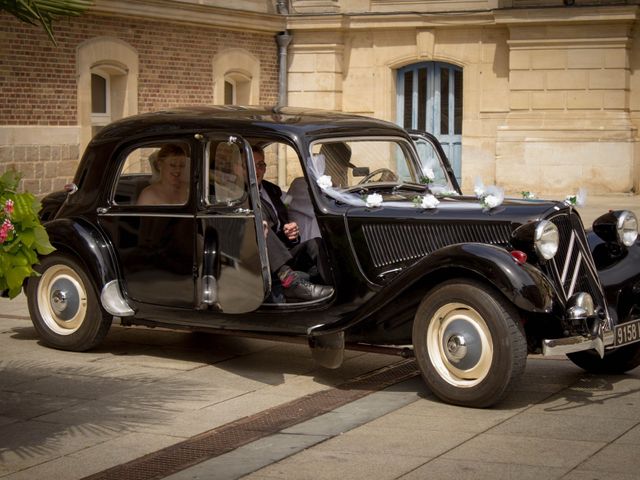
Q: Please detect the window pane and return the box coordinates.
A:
[310,139,417,189]
[209,141,247,206]
[224,81,234,105]
[418,68,427,132]
[440,68,449,135]
[130,143,190,205]
[403,71,413,128]
[454,69,463,135]
[91,73,107,114]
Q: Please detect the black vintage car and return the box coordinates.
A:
[28,106,640,408]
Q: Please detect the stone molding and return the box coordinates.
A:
[92,0,285,33]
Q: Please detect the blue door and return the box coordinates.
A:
[397,62,463,181]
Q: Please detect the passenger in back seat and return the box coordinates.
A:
[137,144,189,205]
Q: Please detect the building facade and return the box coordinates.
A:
[1,0,640,196]
[0,1,283,195]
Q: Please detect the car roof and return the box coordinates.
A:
[91,106,408,145]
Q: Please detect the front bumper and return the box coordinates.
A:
[542,330,613,358]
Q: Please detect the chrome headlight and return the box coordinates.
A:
[617,210,638,247]
[594,210,639,247]
[534,220,559,260]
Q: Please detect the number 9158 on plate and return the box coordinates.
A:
[614,319,640,347]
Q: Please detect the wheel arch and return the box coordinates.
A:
[40,218,123,310]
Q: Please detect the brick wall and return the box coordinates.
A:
[0,12,279,195]
[0,12,278,123]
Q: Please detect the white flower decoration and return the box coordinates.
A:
[480,185,504,210]
[422,167,435,183]
[564,188,587,207]
[365,193,383,208]
[521,191,536,199]
[316,175,332,190]
[483,194,500,209]
[421,194,440,209]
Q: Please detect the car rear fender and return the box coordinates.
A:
[42,218,133,316]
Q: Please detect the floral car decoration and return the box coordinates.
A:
[0,171,55,298]
[14,106,640,409]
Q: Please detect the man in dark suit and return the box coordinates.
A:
[253,146,332,302]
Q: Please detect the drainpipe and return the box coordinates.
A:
[276,31,292,107]
[276,10,292,185]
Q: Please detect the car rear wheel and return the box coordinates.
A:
[412,279,527,408]
[27,254,112,351]
[568,341,640,374]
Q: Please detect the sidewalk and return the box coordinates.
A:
[1,194,639,480]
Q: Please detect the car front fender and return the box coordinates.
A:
[309,243,556,338]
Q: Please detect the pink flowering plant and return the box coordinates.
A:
[0,171,55,298]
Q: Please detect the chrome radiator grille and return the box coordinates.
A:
[363,222,512,268]
[547,212,607,314]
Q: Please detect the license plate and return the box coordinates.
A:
[614,319,640,347]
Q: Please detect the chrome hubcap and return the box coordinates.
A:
[37,264,87,335]
[426,303,493,388]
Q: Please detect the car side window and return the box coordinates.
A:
[114,143,191,206]
[207,141,248,206]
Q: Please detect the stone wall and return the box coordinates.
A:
[285,5,640,195]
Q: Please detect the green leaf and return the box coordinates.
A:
[6,265,32,289]
[33,225,56,255]
[19,228,36,248]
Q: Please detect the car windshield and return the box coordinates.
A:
[308,138,420,192]
[411,135,457,194]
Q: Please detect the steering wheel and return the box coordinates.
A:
[357,168,398,185]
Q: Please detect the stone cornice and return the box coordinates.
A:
[495,5,638,26]
[91,0,285,33]
[286,5,638,32]
[286,11,495,31]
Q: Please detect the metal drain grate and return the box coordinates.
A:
[81,359,420,480]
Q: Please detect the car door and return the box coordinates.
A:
[196,134,270,313]
[99,138,198,309]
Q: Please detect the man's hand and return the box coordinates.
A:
[283,222,299,241]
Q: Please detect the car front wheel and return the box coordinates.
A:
[27,254,112,351]
[412,279,527,408]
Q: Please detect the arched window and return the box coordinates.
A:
[213,49,259,105]
[90,64,128,136]
[77,37,139,153]
[397,62,463,180]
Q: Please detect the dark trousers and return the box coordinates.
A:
[265,231,329,284]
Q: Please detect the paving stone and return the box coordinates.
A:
[561,469,640,480]
[243,450,430,480]
[578,443,640,474]
[443,433,605,469]
[614,422,640,444]
[313,424,474,458]
[398,458,568,480]
[165,433,328,480]
[489,412,637,442]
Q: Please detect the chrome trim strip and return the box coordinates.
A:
[560,230,575,284]
[567,252,582,298]
[100,280,134,317]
